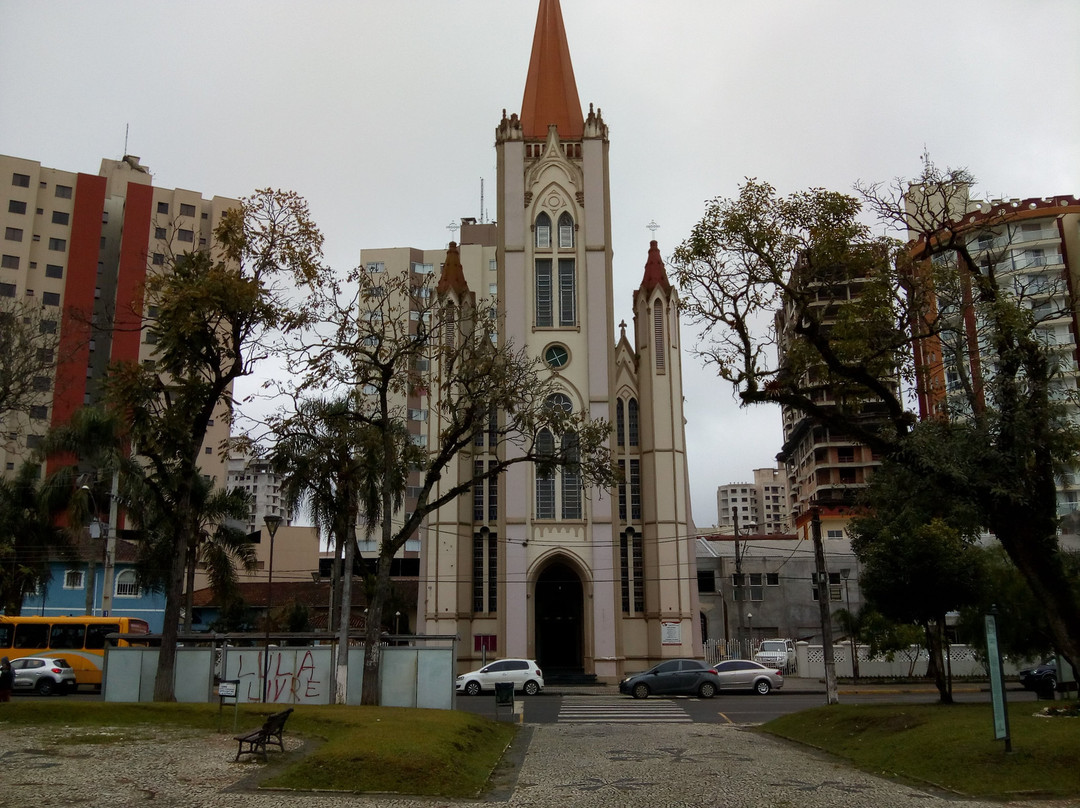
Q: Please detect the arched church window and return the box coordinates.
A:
[535,212,551,249]
[627,398,639,446]
[616,399,625,447]
[535,259,552,326]
[558,258,575,326]
[558,212,575,249]
[536,428,556,519]
[561,431,581,519]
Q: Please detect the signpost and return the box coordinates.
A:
[984,610,1011,752]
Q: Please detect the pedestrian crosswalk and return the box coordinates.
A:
[557,697,692,724]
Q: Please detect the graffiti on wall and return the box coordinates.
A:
[227,648,330,704]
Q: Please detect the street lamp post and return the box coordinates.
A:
[746,611,753,645]
[261,514,283,703]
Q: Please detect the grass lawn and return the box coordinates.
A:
[0,701,517,798]
[762,700,1080,800]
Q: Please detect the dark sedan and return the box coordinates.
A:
[1018,659,1057,693]
[619,659,720,699]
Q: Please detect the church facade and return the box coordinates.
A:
[368,0,700,682]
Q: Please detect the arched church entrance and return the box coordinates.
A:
[534,560,584,675]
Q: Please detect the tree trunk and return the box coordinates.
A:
[811,510,839,705]
[153,494,192,702]
[335,524,353,704]
[360,548,393,706]
[924,621,952,704]
[182,539,197,633]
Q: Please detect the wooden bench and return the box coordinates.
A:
[234,708,294,761]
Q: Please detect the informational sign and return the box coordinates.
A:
[984,612,1011,751]
[661,621,682,646]
[218,681,237,698]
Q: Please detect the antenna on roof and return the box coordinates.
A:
[124,123,129,157]
[480,178,485,224]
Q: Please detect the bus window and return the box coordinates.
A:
[13,623,48,649]
[0,625,11,648]
[85,623,120,650]
[50,623,86,650]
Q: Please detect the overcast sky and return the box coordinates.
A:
[2,1,1078,527]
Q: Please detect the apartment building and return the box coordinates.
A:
[907,188,1080,522]
[716,466,790,534]
[0,154,234,485]
[225,452,293,535]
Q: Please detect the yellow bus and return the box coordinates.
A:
[0,615,150,690]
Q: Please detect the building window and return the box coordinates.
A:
[535,258,552,327]
[152,253,165,265]
[54,184,72,199]
[812,572,844,602]
[115,570,140,597]
[1,254,18,269]
[51,211,69,226]
[627,398,639,446]
[12,173,30,188]
[826,529,844,540]
[618,460,627,521]
[558,212,575,249]
[472,528,497,613]
[154,227,167,240]
[698,570,717,593]
[0,282,16,297]
[157,201,169,214]
[766,572,780,586]
[5,227,23,242]
[629,459,641,520]
[45,264,63,279]
[47,237,65,251]
[8,200,26,214]
[732,573,764,601]
[654,305,666,372]
[42,291,60,306]
[535,212,551,249]
[561,432,581,519]
[536,429,556,519]
[558,258,575,325]
[616,399,625,447]
[177,229,194,243]
[366,261,385,273]
[179,203,196,217]
[64,569,84,589]
[29,405,47,420]
[620,527,645,614]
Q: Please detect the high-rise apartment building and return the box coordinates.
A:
[226,453,293,535]
[774,256,897,529]
[907,188,1080,521]
[0,154,235,486]
[716,466,790,534]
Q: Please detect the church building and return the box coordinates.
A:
[366,0,700,682]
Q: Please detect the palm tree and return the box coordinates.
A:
[0,461,73,614]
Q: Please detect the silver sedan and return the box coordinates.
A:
[711,659,784,694]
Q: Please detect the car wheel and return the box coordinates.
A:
[754,679,771,695]
[523,680,540,696]
[36,679,56,697]
[464,680,481,696]
[698,681,717,699]
[1046,676,1057,691]
[632,683,650,700]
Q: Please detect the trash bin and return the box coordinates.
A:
[495,681,514,708]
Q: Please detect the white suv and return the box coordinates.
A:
[753,639,796,671]
[456,659,544,696]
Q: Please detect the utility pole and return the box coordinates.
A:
[732,507,745,654]
[811,507,839,704]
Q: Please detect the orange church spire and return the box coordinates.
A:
[520,0,584,140]
[437,241,470,297]
[639,241,672,294]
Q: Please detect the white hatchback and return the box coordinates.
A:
[456,659,544,696]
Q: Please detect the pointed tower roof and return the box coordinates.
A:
[437,242,470,296]
[639,240,672,294]
[520,0,584,140]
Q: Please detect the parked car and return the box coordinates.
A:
[10,656,77,695]
[1018,659,1057,693]
[619,659,720,699]
[753,639,796,671]
[712,659,784,694]
[456,659,544,696]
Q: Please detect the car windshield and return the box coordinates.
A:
[761,642,784,651]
